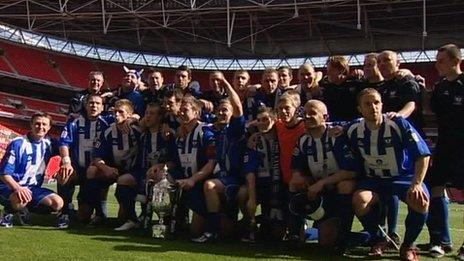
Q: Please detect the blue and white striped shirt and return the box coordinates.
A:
[0,134,58,186]
[347,115,430,179]
[60,115,112,169]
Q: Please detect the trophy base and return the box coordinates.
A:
[152,224,167,238]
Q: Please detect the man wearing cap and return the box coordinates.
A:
[108,66,146,117]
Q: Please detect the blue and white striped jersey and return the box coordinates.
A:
[243,134,281,180]
[175,122,215,178]
[60,115,112,169]
[0,134,59,186]
[347,115,430,179]
[292,129,357,180]
[213,116,246,178]
[140,129,176,170]
[94,123,141,172]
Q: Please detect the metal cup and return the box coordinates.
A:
[151,178,172,238]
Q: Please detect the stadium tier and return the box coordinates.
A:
[0,42,63,83]
[0,40,441,91]
[50,53,95,89]
[0,91,67,124]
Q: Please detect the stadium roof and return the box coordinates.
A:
[0,0,463,60]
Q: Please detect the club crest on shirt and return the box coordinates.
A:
[389,90,397,98]
[93,139,101,148]
[384,137,392,145]
[292,147,300,156]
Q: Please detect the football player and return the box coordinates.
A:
[289,100,357,250]
[193,75,246,243]
[427,44,464,258]
[349,88,430,261]
[58,94,112,227]
[0,113,63,228]
[89,99,142,231]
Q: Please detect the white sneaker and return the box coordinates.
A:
[114,220,139,231]
[429,245,445,258]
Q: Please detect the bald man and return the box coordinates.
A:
[288,100,358,251]
[377,50,424,135]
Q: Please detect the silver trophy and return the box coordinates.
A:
[151,165,173,238]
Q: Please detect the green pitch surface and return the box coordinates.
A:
[1,184,463,260]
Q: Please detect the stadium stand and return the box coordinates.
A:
[0,42,63,83]
[0,40,443,93]
[51,53,96,89]
[0,91,67,124]
[0,55,14,73]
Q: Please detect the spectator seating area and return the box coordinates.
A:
[0,91,68,124]
[0,40,440,91]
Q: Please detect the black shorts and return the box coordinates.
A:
[427,142,464,189]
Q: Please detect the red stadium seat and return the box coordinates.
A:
[0,92,67,124]
[96,62,126,89]
[0,56,14,73]
[0,42,63,83]
[52,53,95,89]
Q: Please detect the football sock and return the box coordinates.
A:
[115,185,137,222]
[288,191,304,237]
[358,203,382,241]
[57,183,75,215]
[427,196,451,245]
[386,195,399,235]
[403,207,428,247]
[100,200,108,218]
[207,212,221,234]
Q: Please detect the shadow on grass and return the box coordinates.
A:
[18,214,406,260]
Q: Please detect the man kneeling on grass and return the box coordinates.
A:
[0,113,65,228]
[87,99,141,231]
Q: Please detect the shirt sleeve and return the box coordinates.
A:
[202,127,217,160]
[59,119,75,148]
[291,142,308,172]
[396,117,431,160]
[399,79,420,104]
[242,148,261,177]
[0,140,19,176]
[227,116,246,142]
[333,135,359,173]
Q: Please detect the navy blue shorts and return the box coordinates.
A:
[0,185,55,208]
[356,178,429,202]
[217,175,240,202]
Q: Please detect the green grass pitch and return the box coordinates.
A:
[0,184,463,260]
